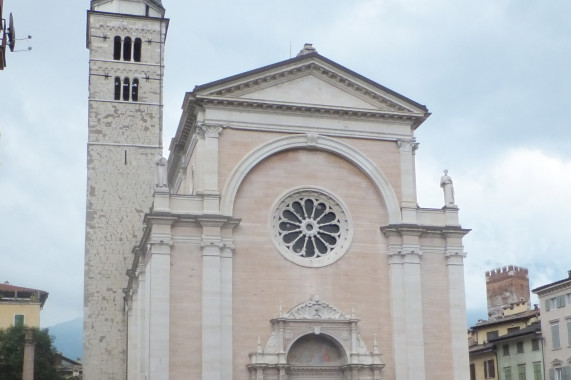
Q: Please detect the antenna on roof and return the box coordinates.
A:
[0,6,31,69]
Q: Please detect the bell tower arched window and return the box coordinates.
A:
[133,38,142,62]
[113,77,141,102]
[131,78,139,101]
[123,37,132,61]
[113,36,121,60]
[122,77,130,101]
[114,77,121,100]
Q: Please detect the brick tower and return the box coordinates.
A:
[485,265,530,319]
[84,1,168,379]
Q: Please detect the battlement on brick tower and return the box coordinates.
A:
[485,265,530,319]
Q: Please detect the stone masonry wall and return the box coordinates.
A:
[85,10,166,380]
[485,265,530,318]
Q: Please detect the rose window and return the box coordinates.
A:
[271,188,352,267]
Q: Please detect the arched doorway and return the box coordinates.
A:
[247,297,384,380]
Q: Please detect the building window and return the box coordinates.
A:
[518,364,526,380]
[508,327,520,333]
[122,77,130,101]
[566,293,571,305]
[114,77,140,102]
[533,362,542,380]
[114,77,121,100]
[551,323,561,349]
[503,344,510,356]
[504,367,512,380]
[113,36,121,60]
[517,341,524,353]
[484,359,496,379]
[14,314,24,326]
[487,330,499,341]
[549,367,571,380]
[532,339,540,351]
[567,319,571,346]
[470,364,476,380]
[271,187,352,268]
[133,38,142,62]
[546,296,565,311]
[123,36,132,61]
[131,78,139,101]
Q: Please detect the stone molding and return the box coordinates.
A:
[270,186,353,268]
[284,298,348,320]
[220,133,401,224]
[196,123,224,138]
[397,139,419,153]
[198,60,426,116]
[198,95,424,123]
[248,297,384,380]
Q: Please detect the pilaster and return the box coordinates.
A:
[221,242,234,380]
[197,124,223,214]
[136,265,147,380]
[445,242,469,380]
[384,226,426,380]
[147,238,172,380]
[397,139,419,223]
[386,232,408,380]
[402,246,425,380]
[126,290,136,380]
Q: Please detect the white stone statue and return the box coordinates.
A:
[440,169,455,206]
[155,155,168,188]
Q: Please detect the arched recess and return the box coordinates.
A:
[287,333,347,379]
[247,297,384,380]
[221,133,402,224]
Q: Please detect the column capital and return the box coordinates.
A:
[397,139,419,153]
[196,123,224,138]
[445,249,467,264]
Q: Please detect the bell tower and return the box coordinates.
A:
[85,1,168,379]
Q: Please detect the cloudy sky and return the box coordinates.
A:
[1,0,570,328]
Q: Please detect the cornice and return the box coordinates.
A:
[203,62,411,110]
[196,95,425,123]
[194,52,428,113]
[533,278,571,296]
[381,223,470,236]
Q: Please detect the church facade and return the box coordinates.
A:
[85,1,470,380]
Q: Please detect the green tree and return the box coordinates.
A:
[0,325,63,380]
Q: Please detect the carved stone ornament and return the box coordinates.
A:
[195,123,223,138]
[285,297,348,320]
[248,296,384,380]
[270,186,353,268]
[397,139,419,153]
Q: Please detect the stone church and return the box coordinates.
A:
[85,1,470,379]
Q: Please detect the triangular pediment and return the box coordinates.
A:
[238,74,386,110]
[284,297,349,320]
[193,53,428,116]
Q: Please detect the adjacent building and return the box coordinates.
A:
[533,271,571,380]
[469,266,543,380]
[490,322,543,380]
[84,1,473,379]
[0,282,48,328]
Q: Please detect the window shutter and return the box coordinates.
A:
[547,299,551,311]
[550,368,555,380]
[489,360,496,378]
